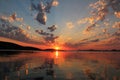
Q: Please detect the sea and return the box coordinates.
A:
[0,51,120,80]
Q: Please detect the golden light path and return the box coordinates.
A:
[54,46,60,58]
[55,51,59,58]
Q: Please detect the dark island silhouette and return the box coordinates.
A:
[0,41,43,55]
[0,41,64,51]
[0,41,41,51]
[0,41,120,51]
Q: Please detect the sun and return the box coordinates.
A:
[55,46,60,50]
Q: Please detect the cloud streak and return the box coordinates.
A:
[66,22,74,29]
[35,24,59,43]
[1,12,23,23]
[43,34,59,43]
[47,25,57,32]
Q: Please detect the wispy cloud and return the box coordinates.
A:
[43,34,59,43]
[35,29,50,36]
[112,21,120,28]
[66,22,74,29]
[1,12,23,23]
[83,23,96,32]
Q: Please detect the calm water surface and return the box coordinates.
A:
[0,51,120,80]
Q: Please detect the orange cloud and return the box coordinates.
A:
[112,21,120,28]
[114,12,120,18]
[52,0,59,6]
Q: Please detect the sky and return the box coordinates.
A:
[0,0,120,50]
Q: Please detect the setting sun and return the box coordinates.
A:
[55,46,60,50]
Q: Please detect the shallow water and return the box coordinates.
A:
[0,51,120,80]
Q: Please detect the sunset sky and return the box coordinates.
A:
[0,0,120,50]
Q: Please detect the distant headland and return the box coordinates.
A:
[0,41,119,52]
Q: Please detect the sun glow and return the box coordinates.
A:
[55,46,60,50]
[55,51,59,58]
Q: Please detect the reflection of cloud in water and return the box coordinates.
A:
[0,51,120,80]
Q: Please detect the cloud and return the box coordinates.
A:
[112,21,120,28]
[1,12,23,23]
[0,16,42,44]
[85,23,96,32]
[43,34,59,43]
[77,17,95,25]
[36,12,47,25]
[112,30,120,36]
[89,0,109,21]
[81,38,89,41]
[108,0,120,12]
[82,23,97,34]
[77,0,120,36]
[52,0,59,6]
[89,0,120,21]
[30,0,59,25]
[30,1,37,11]
[42,0,120,48]
[35,29,59,43]
[90,39,99,42]
[30,1,47,25]
[95,30,120,48]
[26,26,31,30]
[114,12,120,18]
[0,18,28,41]
[64,38,100,49]
[35,29,50,36]
[102,28,107,33]
[47,25,57,32]
[66,22,74,29]
[102,36,120,46]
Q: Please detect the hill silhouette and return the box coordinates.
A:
[0,41,41,51]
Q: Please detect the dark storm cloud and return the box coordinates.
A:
[47,25,57,32]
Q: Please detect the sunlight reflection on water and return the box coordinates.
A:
[0,51,120,80]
